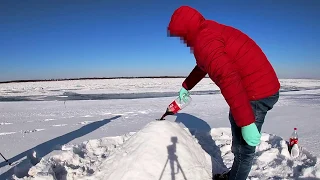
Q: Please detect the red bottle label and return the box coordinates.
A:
[168,100,181,114]
[290,138,298,146]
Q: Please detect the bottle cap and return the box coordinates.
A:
[294,128,297,130]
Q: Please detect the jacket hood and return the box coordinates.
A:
[167,6,205,47]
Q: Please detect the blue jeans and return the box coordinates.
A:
[228,91,280,180]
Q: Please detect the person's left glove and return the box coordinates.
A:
[241,123,261,146]
[179,87,190,103]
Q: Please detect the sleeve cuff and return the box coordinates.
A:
[182,81,189,90]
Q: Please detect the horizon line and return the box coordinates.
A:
[0,76,319,84]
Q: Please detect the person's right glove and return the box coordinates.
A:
[241,123,261,146]
[178,87,190,103]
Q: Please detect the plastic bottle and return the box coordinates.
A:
[289,128,299,158]
[158,94,192,120]
[289,128,298,147]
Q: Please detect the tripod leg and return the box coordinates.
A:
[158,158,169,180]
[176,158,187,180]
[170,158,175,180]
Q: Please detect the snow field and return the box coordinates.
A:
[11,121,320,180]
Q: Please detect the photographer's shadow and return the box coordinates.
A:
[175,113,227,175]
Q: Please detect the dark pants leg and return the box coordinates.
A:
[228,91,279,180]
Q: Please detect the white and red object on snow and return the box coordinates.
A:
[290,128,299,147]
[289,127,299,158]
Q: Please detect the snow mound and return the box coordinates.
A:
[11,121,320,180]
[210,128,320,179]
[90,120,216,180]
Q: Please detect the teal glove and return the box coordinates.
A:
[179,87,190,103]
[241,123,261,146]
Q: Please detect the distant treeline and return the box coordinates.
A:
[0,76,194,84]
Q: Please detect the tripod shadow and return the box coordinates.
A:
[159,137,187,180]
[175,113,227,176]
[0,115,121,179]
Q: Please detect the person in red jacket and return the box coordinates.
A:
[167,5,280,180]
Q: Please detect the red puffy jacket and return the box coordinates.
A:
[168,6,280,127]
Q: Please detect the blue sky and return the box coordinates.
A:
[0,0,319,81]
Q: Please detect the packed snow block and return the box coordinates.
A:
[92,121,216,180]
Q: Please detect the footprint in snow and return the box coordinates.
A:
[23,129,46,134]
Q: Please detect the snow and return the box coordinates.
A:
[1,78,319,99]
[0,78,320,179]
[9,121,320,180]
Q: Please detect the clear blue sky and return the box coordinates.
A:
[1,0,319,81]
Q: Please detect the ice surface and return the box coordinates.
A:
[0,78,319,101]
[0,78,319,179]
